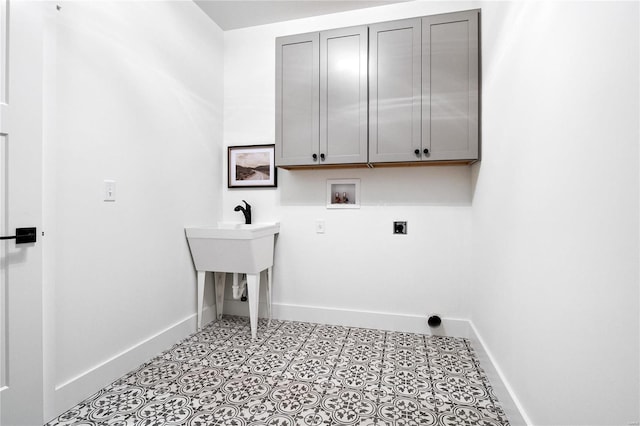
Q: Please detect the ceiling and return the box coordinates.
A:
[194,0,409,31]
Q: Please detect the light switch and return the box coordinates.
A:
[316,220,325,234]
[104,180,116,201]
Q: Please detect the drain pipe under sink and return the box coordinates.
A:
[232,273,247,300]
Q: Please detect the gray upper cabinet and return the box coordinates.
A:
[277,10,480,168]
[422,10,479,161]
[370,10,480,164]
[276,26,367,167]
[320,26,368,165]
[276,33,320,167]
[369,19,422,163]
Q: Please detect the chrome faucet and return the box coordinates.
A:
[234,200,252,224]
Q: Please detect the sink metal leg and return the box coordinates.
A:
[246,273,260,340]
[197,271,206,330]
[214,272,226,321]
[266,267,273,326]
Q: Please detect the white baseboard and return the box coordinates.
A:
[468,321,531,425]
[275,302,472,337]
[223,299,470,337]
[52,312,207,421]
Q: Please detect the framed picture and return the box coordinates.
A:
[228,144,277,188]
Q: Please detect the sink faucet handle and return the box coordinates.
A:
[237,200,251,225]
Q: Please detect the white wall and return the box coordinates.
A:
[46,1,223,418]
[39,0,639,424]
[222,1,640,425]
[471,2,639,425]
[222,2,480,332]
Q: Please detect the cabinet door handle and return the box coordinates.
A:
[423,148,429,155]
[414,149,420,156]
[320,153,325,161]
[312,153,318,161]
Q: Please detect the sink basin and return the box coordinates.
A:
[185,222,279,274]
[188,222,280,239]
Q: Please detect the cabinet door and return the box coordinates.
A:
[369,19,422,163]
[422,10,479,161]
[319,26,368,165]
[275,33,319,166]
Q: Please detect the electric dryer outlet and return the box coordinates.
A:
[393,221,407,234]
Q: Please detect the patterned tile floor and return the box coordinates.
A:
[47,316,510,426]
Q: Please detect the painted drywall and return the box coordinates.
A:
[221,1,640,424]
[471,2,639,425]
[37,0,638,424]
[222,1,480,331]
[46,1,224,416]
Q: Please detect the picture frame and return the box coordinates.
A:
[228,144,277,188]
[327,178,360,209]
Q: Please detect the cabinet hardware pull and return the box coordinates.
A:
[312,153,318,161]
[423,148,429,155]
[320,153,325,161]
[414,149,420,156]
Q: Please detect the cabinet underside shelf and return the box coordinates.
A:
[277,159,478,170]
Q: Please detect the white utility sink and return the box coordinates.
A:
[185,222,279,273]
[185,222,280,339]
[187,222,278,239]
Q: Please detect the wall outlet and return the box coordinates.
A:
[393,221,407,234]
